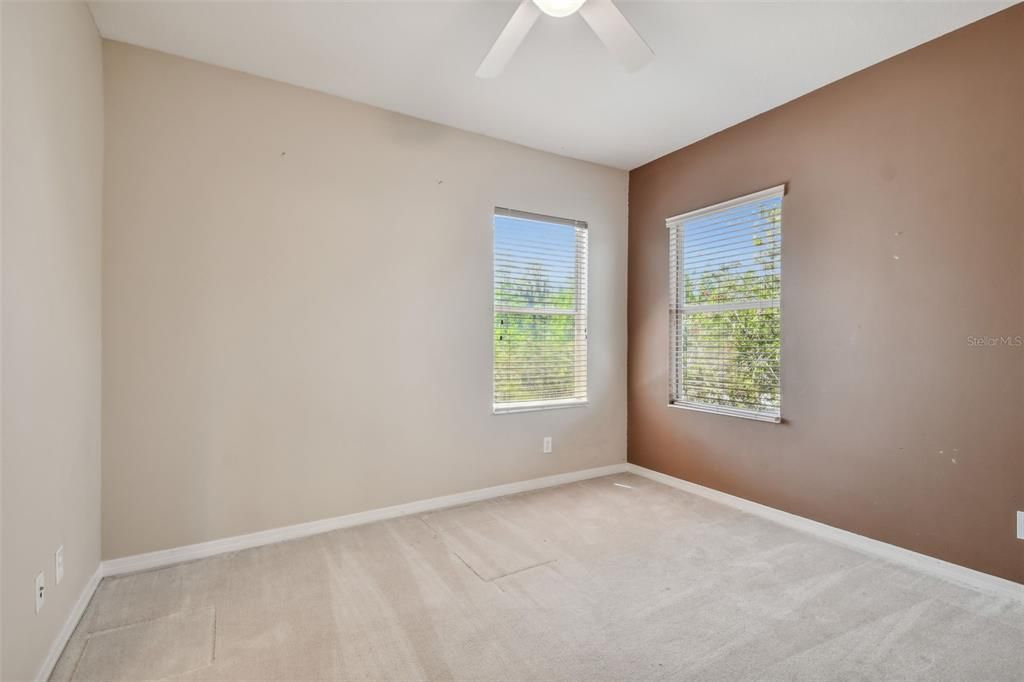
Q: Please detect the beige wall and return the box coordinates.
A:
[2,2,104,680]
[628,6,1023,584]
[102,42,627,560]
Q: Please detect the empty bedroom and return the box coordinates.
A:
[1,0,1022,680]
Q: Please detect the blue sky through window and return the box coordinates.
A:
[494,215,578,296]
[683,197,781,279]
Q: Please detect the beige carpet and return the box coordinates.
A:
[52,473,1024,681]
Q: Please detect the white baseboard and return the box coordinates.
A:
[102,462,629,577]
[36,564,103,682]
[626,463,1024,602]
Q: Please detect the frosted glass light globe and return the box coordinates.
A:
[532,0,587,19]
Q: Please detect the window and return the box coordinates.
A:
[667,185,784,422]
[493,208,587,413]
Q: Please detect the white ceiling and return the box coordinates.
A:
[88,1,1011,170]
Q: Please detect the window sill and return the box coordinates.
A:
[493,398,588,415]
[668,400,780,423]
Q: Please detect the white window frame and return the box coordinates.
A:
[666,185,785,423]
[492,207,588,414]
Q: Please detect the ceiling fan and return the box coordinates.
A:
[476,0,653,78]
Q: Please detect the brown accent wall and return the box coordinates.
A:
[627,5,1023,583]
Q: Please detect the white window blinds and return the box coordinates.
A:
[493,208,588,413]
[667,185,784,422]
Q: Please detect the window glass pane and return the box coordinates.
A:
[669,188,783,420]
[683,198,781,306]
[493,212,587,410]
[495,217,580,311]
[677,307,780,413]
[494,312,581,403]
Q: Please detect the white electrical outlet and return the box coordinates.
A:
[35,572,46,613]
[1017,511,1024,540]
[543,436,552,454]
[55,545,64,584]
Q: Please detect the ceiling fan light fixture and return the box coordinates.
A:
[531,0,587,18]
[477,0,652,78]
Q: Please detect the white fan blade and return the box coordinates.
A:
[476,0,542,78]
[578,0,653,72]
